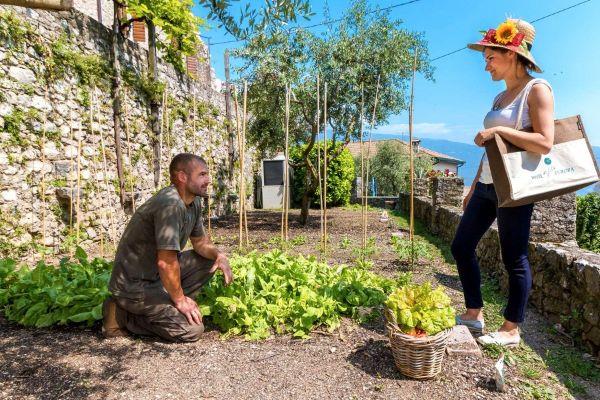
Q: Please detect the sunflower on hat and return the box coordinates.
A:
[494,20,518,44]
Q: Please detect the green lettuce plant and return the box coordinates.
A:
[385,282,455,336]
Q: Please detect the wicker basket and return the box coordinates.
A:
[385,308,451,379]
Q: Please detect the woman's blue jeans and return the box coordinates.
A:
[451,182,534,324]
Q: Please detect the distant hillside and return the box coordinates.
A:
[419,138,600,195]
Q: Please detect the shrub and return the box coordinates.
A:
[576,193,600,252]
[290,143,355,207]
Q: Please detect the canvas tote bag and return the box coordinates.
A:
[485,80,600,207]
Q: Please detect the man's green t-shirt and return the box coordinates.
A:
[109,185,205,300]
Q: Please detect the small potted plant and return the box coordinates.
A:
[384,282,455,379]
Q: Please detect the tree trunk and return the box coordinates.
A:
[111,2,125,206]
[147,20,161,188]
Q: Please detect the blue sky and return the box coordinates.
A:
[192,0,600,146]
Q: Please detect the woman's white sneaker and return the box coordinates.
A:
[477,331,520,347]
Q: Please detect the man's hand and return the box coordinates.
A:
[209,253,233,286]
[474,128,497,147]
[173,296,202,325]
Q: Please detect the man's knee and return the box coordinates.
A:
[173,322,205,343]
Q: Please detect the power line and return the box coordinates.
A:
[430,0,592,62]
[209,0,422,46]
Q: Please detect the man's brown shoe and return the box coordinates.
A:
[102,297,128,338]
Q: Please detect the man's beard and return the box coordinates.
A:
[189,184,208,198]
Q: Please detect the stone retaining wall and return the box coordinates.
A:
[0,6,253,261]
[398,183,600,357]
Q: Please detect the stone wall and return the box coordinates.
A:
[0,6,253,261]
[398,182,600,357]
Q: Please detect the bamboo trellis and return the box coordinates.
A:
[281,84,291,244]
[122,88,136,214]
[94,91,117,249]
[234,84,249,249]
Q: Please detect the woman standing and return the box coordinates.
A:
[452,19,555,346]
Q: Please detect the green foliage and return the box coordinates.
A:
[390,235,433,265]
[126,0,205,74]
[290,143,355,207]
[339,236,352,250]
[545,348,600,381]
[576,193,600,252]
[369,141,433,195]
[197,250,405,340]
[2,108,25,146]
[47,34,112,89]
[122,67,166,104]
[290,235,307,246]
[385,282,455,336]
[0,10,34,50]
[0,248,112,327]
[352,236,378,261]
[200,0,313,40]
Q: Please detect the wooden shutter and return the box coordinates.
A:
[132,20,146,43]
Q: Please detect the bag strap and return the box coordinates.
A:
[514,78,550,130]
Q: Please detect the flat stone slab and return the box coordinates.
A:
[446,325,482,357]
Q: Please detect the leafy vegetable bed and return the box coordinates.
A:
[0,249,409,339]
[198,250,410,339]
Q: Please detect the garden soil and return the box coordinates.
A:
[1,209,598,399]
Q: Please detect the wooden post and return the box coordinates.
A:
[0,0,73,10]
[148,19,161,189]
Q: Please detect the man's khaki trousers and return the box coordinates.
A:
[114,250,214,342]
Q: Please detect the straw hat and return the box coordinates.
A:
[467,18,542,73]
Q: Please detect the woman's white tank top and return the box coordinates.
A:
[479,78,552,184]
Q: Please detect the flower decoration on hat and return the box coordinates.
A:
[480,19,526,48]
[495,20,518,44]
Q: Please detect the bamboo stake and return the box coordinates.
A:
[281,84,290,243]
[158,87,167,187]
[359,84,366,256]
[192,93,197,153]
[322,82,328,254]
[233,87,243,250]
[409,50,418,266]
[75,132,82,250]
[87,142,104,257]
[94,91,117,249]
[316,75,323,251]
[363,75,381,242]
[242,81,249,247]
[207,113,213,236]
[39,92,48,259]
[68,109,75,254]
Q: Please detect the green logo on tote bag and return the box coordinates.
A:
[544,157,552,165]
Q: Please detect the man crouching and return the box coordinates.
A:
[102,153,233,342]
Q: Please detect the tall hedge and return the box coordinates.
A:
[290,143,355,207]
[576,192,600,253]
